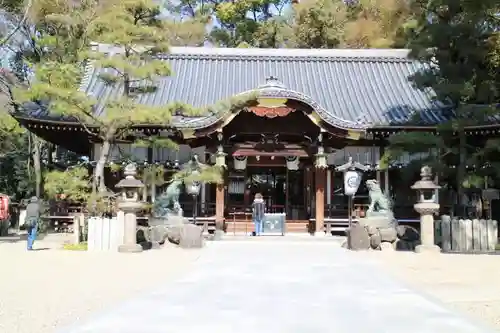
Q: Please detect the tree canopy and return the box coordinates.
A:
[166,0,419,48]
[0,0,499,207]
[380,0,500,215]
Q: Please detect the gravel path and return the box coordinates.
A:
[366,251,500,331]
[59,240,494,333]
[0,237,201,333]
[2,235,499,333]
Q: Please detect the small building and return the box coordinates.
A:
[14,46,498,233]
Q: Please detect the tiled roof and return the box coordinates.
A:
[31,46,452,129]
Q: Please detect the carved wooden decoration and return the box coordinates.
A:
[248,106,295,118]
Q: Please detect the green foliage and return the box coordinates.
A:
[43,166,117,217]
[0,132,36,200]
[142,164,166,187]
[62,242,88,251]
[342,0,419,48]
[382,0,500,211]
[43,167,91,200]
[173,165,224,185]
[292,0,347,48]
[408,0,500,106]
[170,0,291,47]
[163,17,208,46]
[0,0,25,14]
[134,136,179,151]
[169,0,418,48]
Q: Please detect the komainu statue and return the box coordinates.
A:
[365,179,395,224]
[152,179,183,218]
[152,154,208,218]
[345,179,420,251]
[147,154,207,248]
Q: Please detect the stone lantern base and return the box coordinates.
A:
[414,202,441,254]
[117,200,144,254]
[118,243,143,253]
[414,244,441,253]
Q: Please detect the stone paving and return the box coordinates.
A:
[61,239,495,333]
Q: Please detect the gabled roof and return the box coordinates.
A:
[15,45,450,130]
[77,45,447,130]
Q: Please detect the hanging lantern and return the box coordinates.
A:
[215,145,226,168]
[343,170,362,196]
[233,156,247,170]
[286,156,300,171]
[315,146,328,169]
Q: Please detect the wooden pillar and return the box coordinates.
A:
[315,168,326,235]
[216,183,225,230]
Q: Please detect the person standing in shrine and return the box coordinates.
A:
[252,193,266,236]
[25,196,41,251]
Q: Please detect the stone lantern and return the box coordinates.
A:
[115,163,145,253]
[411,166,441,253]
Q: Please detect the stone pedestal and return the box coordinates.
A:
[414,202,440,253]
[73,214,84,245]
[117,201,144,253]
[213,229,224,241]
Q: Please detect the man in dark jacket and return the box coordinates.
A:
[25,196,41,250]
[252,193,266,236]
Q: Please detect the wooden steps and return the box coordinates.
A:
[225,220,310,234]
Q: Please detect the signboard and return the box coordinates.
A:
[262,213,285,236]
[343,170,362,196]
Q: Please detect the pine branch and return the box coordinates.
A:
[0,0,32,48]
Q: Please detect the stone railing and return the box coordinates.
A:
[436,216,498,253]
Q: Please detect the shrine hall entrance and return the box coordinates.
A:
[247,166,286,213]
[228,166,308,221]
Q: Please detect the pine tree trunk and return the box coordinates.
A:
[32,136,43,198]
[94,139,111,193]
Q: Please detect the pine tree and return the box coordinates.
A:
[20,0,255,195]
[381,0,500,215]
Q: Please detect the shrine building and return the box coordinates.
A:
[14,46,499,234]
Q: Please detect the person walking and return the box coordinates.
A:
[252,193,265,236]
[25,196,41,251]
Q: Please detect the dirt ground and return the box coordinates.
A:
[0,235,202,333]
[367,250,500,331]
[1,234,499,332]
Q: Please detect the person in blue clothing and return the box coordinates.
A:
[25,196,41,251]
[252,193,266,236]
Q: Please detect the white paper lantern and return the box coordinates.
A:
[234,156,247,170]
[343,170,362,196]
[286,156,299,170]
